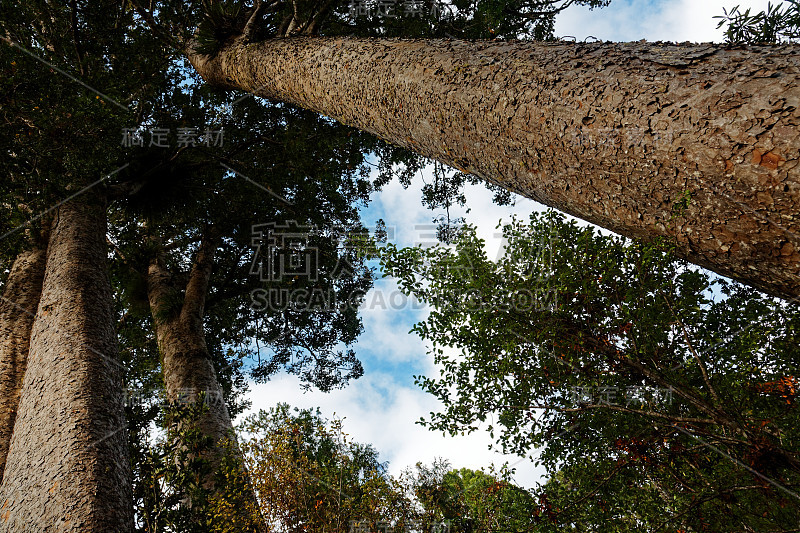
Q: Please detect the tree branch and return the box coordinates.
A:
[661,291,722,408]
[181,225,222,325]
[128,0,181,49]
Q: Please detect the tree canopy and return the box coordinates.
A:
[2,0,800,530]
[212,403,541,532]
[381,211,800,530]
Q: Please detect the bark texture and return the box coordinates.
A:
[147,231,263,530]
[0,246,47,480]
[0,199,132,532]
[188,38,800,299]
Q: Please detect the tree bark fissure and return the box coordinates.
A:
[188,37,800,299]
[0,247,47,481]
[0,199,132,532]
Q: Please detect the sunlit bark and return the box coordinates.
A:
[189,37,800,299]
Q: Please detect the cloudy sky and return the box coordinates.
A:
[240,0,777,491]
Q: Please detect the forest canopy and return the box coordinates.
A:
[0,0,798,531]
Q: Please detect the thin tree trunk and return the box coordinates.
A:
[0,245,47,480]
[0,198,132,531]
[188,37,800,299]
[146,229,264,530]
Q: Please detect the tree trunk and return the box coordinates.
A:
[188,38,800,299]
[0,198,132,532]
[146,230,263,531]
[0,245,47,480]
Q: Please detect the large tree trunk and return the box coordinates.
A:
[0,245,47,480]
[188,38,800,299]
[146,230,263,531]
[0,198,132,532]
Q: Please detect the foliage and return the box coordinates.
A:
[407,460,537,532]
[330,0,611,40]
[109,91,381,396]
[210,403,539,531]
[106,30,396,530]
[130,398,263,532]
[716,0,800,43]
[381,211,800,531]
[190,0,611,42]
[195,0,246,54]
[235,403,417,531]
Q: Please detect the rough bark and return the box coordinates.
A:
[147,230,263,530]
[0,246,47,480]
[147,232,233,455]
[188,38,800,299]
[0,198,132,532]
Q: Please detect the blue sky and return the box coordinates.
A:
[241,0,777,491]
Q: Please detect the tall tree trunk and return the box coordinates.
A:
[146,229,263,531]
[188,38,800,299]
[0,198,132,531]
[0,244,47,480]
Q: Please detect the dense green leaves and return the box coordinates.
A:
[235,404,415,531]
[411,460,537,532]
[191,0,611,41]
[716,0,800,43]
[382,211,800,530]
[211,404,540,531]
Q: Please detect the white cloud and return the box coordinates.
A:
[352,278,429,365]
[555,0,774,43]
[239,372,548,491]
[369,172,434,248]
